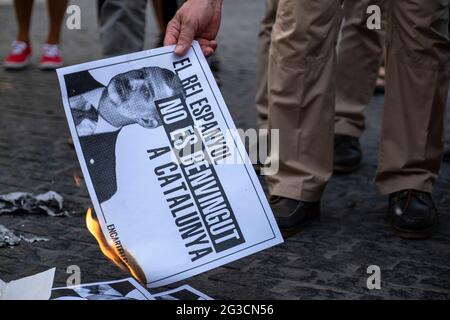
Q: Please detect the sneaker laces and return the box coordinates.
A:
[42,44,60,57]
[10,41,28,55]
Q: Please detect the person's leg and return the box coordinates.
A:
[151,0,166,36]
[98,0,105,18]
[266,0,342,203]
[377,0,449,238]
[334,0,385,138]
[99,0,147,56]
[377,0,449,195]
[46,0,68,45]
[333,0,385,173]
[255,0,278,130]
[14,0,34,43]
[151,0,179,46]
[38,0,68,69]
[374,64,385,94]
[4,0,34,69]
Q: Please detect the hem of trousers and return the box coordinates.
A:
[376,176,434,195]
[334,121,364,138]
[270,184,323,203]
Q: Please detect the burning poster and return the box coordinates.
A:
[56,41,283,287]
[51,278,154,300]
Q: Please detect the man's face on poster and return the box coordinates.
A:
[99,67,183,129]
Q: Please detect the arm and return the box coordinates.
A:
[164,0,223,57]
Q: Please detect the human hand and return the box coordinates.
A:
[164,0,223,57]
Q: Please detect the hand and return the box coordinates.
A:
[164,0,223,57]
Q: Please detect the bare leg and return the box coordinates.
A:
[14,0,34,43]
[46,0,68,45]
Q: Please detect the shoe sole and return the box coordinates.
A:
[279,211,320,239]
[4,58,30,70]
[390,223,434,240]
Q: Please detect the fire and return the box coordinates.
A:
[85,208,126,271]
[73,172,82,187]
[85,208,147,284]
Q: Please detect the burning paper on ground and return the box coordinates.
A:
[153,285,213,300]
[0,224,49,247]
[0,191,68,217]
[0,268,55,300]
[57,41,283,287]
[51,278,154,300]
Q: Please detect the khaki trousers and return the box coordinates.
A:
[266,0,450,201]
[376,0,450,195]
[335,0,385,138]
[255,0,279,129]
[255,0,385,137]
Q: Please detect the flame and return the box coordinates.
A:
[85,208,147,284]
[73,172,82,187]
[86,208,127,271]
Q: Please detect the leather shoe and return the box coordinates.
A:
[334,134,362,173]
[388,190,438,239]
[269,196,320,237]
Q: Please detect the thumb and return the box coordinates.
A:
[164,19,180,46]
[174,19,196,56]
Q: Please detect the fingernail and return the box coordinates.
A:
[175,45,183,54]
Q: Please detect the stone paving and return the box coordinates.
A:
[0,0,449,299]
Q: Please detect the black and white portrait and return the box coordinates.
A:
[64,67,184,203]
[51,278,153,300]
[153,285,213,300]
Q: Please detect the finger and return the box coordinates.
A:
[202,46,214,57]
[164,19,180,46]
[199,44,214,56]
[174,19,196,56]
[198,39,218,52]
[199,40,217,57]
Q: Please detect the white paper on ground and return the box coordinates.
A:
[0,268,55,300]
[56,41,283,287]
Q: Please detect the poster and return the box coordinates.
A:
[51,278,154,300]
[153,285,212,300]
[57,41,283,287]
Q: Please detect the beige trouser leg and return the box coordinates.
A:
[255,0,279,129]
[334,0,385,138]
[266,0,342,202]
[376,0,450,195]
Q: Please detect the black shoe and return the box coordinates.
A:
[388,190,438,239]
[333,134,362,173]
[269,196,320,238]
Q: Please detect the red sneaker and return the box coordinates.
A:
[4,41,32,70]
[39,44,63,70]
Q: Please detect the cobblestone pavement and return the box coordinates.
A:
[1,0,450,299]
